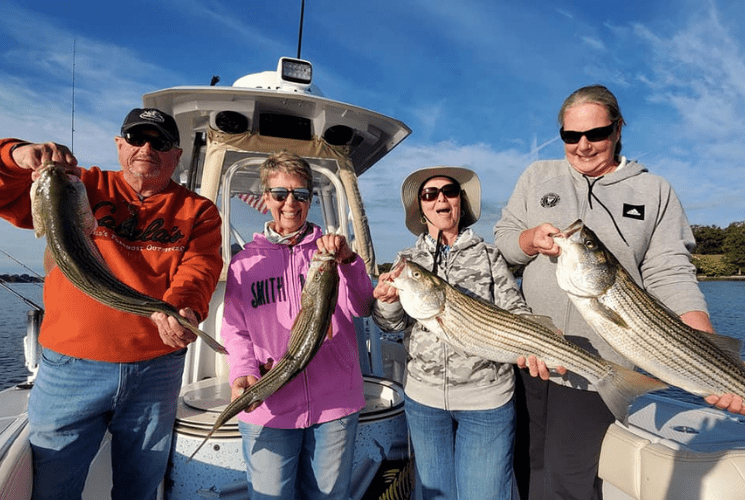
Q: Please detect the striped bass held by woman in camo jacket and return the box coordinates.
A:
[374,229,531,409]
[372,166,532,500]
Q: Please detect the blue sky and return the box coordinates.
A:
[1,0,745,274]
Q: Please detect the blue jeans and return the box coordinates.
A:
[238,412,359,500]
[28,348,186,500]
[405,394,516,500]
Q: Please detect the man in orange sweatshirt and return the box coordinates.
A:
[0,108,222,500]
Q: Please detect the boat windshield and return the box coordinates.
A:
[218,155,348,268]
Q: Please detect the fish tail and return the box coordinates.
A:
[188,389,263,461]
[187,430,215,462]
[596,363,668,423]
[178,316,228,354]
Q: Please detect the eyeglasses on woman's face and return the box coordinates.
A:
[420,183,461,202]
[265,187,311,203]
[559,123,616,144]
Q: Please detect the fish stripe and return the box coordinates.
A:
[554,221,745,402]
[393,260,667,422]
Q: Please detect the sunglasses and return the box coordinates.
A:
[123,131,174,152]
[559,123,616,144]
[420,183,461,202]
[265,187,311,203]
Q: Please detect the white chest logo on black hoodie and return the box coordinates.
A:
[623,203,645,220]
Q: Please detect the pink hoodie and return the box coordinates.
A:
[221,224,373,428]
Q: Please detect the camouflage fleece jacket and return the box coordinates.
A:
[373,228,531,411]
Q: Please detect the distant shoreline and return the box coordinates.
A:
[0,274,43,283]
[698,275,745,281]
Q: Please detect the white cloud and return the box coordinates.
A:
[581,36,606,51]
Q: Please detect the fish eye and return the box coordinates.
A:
[584,238,595,249]
[412,270,421,278]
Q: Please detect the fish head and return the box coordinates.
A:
[389,259,446,321]
[31,163,97,238]
[306,250,339,288]
[552,220,617,298]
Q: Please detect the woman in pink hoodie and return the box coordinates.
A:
[221,151,374,500]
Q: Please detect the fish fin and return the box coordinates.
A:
[326,323,334,339]
[521,314,563,335]
[84,235,111,270]
[181,320,228,354]
[435,317,475,357]
[590,298,628,328]
[596,363,667,423]
[43,246,57,275]
[705,332,743,362]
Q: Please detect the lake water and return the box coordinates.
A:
[1,281,743,403]
[0,282,44,390]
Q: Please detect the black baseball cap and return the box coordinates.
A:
[121,108,180,145]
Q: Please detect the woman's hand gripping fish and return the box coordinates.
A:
[188,249,340,461]
[389,259,667,422]
[30,162,227,354]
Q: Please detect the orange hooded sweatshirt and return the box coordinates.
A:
[0,138,223,362]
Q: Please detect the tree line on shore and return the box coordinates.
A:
[380,221,745,279]
[0,274,43,283]
[691,222,745,277]
[3,221,743,281]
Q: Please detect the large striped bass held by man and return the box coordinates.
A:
[388,259,666,423]
[552,219,745,408]
[188,250,340,461]
[30,162,227,354]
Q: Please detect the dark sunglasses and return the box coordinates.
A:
[265,187,311,203]
[559,123,616,144]
[420,183,461,202]
[123,131,174,152]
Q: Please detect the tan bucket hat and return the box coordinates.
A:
[401,166,481,236]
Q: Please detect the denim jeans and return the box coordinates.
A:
[238,412,359,500]
[28,348,186,500]
[405,394,516,500]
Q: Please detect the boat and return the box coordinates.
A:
[0,55,413,500]
[1,56,745,500]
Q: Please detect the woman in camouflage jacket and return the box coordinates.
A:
[373,166,530,500]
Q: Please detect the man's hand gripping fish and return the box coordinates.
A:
[30,163,227,354]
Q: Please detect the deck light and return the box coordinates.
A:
[279,58,312,85]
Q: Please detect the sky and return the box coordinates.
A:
[1,0,745,274]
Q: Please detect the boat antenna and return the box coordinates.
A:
[71,38,76,153]
[296,0,305,59]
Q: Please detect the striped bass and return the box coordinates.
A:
[389,259,666,422]
[189,250,340,460]
[30,162,227,354]
[552,219,745,407]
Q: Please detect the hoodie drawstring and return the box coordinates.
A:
[584,175,629,246]
[432,229,443,273]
